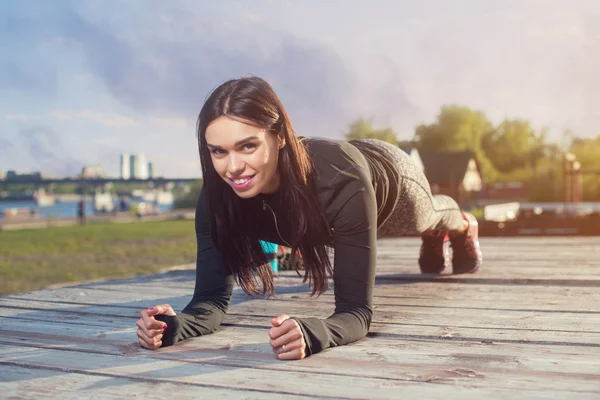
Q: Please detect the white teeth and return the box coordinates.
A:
[233,178,250,185]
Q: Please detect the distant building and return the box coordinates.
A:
[133,154,148,179]
[0,170,5,180]
[120,153,154,179]
[80,165,106,179]
[120,153,131,179]
[418,151,483,207]
[5,170,42,181]
[129,154,135,178]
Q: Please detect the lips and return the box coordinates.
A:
[229,175,255,190]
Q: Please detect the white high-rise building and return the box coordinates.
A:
[120,153,131,179]
[121,153,155,179]
[129,154,136,178]
[133,153,149,179]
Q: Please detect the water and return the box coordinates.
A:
[0,199,174,219]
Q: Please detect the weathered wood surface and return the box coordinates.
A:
[1,237,599,399]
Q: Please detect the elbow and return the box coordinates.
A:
[353,306,373,339]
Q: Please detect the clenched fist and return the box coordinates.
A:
[268,314,307,360]
[136,304,176,350]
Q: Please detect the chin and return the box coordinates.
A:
[227,183,261,199]
[233,189,260,199]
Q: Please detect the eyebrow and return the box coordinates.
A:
[206,136,258,149]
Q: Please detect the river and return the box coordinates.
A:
[0,199,174,219]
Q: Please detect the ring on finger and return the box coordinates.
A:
[282,344,287,352]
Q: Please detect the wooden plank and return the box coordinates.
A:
[5,282,600,312]
[8,277,599,313]
[5,275,600,314]
[1,365,302,400]
[376,237,600,249]
[2,306,599,349]
[1,342,598,397]
[3,293,600,340]
[2,236,598,399]
[2,324,599,376]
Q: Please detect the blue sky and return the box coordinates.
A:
[1,0,598,177]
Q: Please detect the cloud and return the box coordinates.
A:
[0,2,60,96]
[244,12,264,23]
[17,125,82,175]
[5,110,136,127]
[0,2,415,137]
[0,137,14,152]
[51,110,137,127]
[5,113,42,121]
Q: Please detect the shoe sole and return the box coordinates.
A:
[420,266,446,274]
[453,263,480,274]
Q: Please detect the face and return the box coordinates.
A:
[205,116,285,199]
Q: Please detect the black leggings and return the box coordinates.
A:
[357,139,464,237]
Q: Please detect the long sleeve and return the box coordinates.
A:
[292,165,378,356]
[156,187,234,346]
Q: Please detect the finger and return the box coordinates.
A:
[147,304,176,317]
[137,329,162,350]
[141,311,167,331]
[273,336,305,355]
[277,338,306,360]
[136,319,165,338]
[271,314,290,327]
[137,326,162,344]
[269,315,292,339]
[270,324,303,349]
[278,348,304,360]
[139,337,163,350]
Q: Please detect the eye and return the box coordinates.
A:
[210,148,225,155]
[242,143,257,151]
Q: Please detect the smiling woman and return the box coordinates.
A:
[205,117,283,196]
[135,76,483,360]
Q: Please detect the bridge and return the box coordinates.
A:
[0,177,200,185]
[0,177,202,198]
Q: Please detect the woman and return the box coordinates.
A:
[136,76,483,359]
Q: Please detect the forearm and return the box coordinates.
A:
[156,303,227,346]
[294,178,377,356]
[156,283,233,347]
[293,304,373,356]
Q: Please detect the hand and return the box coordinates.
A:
[136,304,176,350]
[268,314,306,360]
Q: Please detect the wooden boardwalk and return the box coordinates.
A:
[1,237,599,399]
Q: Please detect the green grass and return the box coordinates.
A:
[0,220,197,295]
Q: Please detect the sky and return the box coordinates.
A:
[1,0,599,178]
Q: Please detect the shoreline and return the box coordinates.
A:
[0,208,195,231]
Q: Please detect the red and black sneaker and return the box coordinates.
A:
[419,230,449,274]
[450,212,483,274]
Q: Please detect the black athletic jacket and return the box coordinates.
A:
[156,137,400,356]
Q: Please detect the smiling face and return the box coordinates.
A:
[205,116,285,198]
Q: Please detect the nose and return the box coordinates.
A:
[227,154,245,176]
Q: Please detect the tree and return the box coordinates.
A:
[415,105,492,152]
[413,105,497,181]
[173,179,203,209]
[570,135,600,201]
[481,119,547,174]
[344,118,398,144]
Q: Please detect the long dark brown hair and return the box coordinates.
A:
[197,76,333,296]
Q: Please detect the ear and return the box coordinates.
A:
[278,134,286,149]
